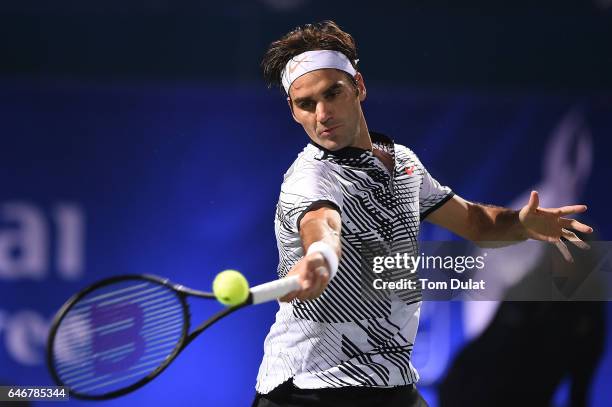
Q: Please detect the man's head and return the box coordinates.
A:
[261,20,369,151]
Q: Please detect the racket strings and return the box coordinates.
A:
[51,279,186,397]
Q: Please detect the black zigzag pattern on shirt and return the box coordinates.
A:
[330,317,416,386]
[257,135,452,392]
[286,144,436,323]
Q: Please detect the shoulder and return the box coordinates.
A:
[394,143,422,166]
[282,144,336,186]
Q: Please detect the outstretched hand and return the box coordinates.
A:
[518,191,593,262]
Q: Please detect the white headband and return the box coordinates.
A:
[281,50,357,94]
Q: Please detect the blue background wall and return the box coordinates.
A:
[1,79,610,405]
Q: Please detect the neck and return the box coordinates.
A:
[350,110,372,150]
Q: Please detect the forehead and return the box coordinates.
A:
[289,69,349,99]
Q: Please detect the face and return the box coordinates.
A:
[288,68,367,151]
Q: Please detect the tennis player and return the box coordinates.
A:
[252,21,593,407]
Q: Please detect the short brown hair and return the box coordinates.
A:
[261,20,359,94]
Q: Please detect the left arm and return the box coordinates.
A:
[426,191,593,260]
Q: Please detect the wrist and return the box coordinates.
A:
[306,241,339,279]
[514,210,530,240]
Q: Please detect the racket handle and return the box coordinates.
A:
[250,275,301,305]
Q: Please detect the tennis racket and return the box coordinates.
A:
[46,273,300,400]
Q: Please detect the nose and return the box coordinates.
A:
[316,100,333,124]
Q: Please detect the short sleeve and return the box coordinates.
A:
[417,157,454,220]
[277,160,343,232]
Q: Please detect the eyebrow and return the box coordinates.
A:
[293,82,343,105]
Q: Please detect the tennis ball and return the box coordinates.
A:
[213,269,249,306]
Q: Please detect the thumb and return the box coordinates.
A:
[527,190,539,211]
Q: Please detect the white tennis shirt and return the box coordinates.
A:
[256,132,453,393]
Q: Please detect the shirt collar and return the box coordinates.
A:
[309,131,395,160]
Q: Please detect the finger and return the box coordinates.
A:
[311,266,331,296]
[561,228,591,250]
[280,290,298,302]
[299,271,316,300]
[285,271,317,301]
[301,265,324,299]
[559,218,594,233]
[554,240,574,263]
[301,264,319,292]
[316,266,331,291]
[299,272,312,291]
[306,267,327,300]
[315,266,331,290]
[304,265,332,300]
[545,205,588,216]
[321,267,331,287]
[528,230,560,243]
[527,190,539,210]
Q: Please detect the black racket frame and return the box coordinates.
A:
[46,274,249,400]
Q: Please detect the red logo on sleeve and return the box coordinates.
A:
[405,166,415,176]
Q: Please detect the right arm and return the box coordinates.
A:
[280,205,342,302]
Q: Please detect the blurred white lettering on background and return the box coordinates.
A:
[0,310,49,365]
[0,202,85,280]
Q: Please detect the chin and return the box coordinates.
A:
[317,137,348,151]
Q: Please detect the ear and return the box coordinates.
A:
[287,96,299,123]
[354,72,367,102]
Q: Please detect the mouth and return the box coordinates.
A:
[319,124,342,137]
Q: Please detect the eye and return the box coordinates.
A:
[326,89,341,99]
[298,101,314,110]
